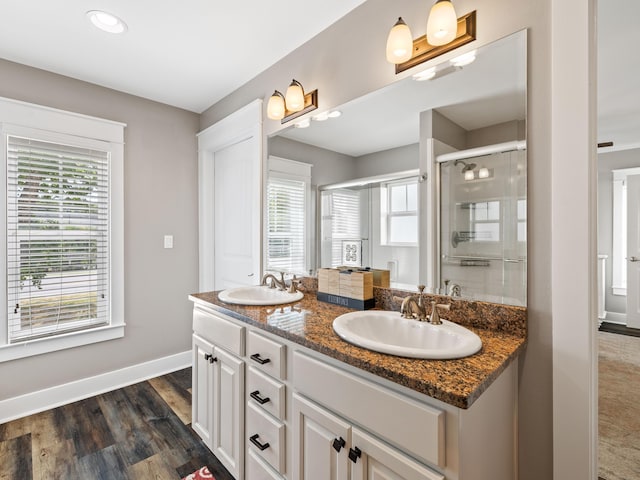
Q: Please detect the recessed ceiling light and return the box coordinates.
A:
[87,10,128,34]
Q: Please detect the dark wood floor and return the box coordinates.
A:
[0,368,234,480]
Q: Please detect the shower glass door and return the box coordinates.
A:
[439,149,526,305]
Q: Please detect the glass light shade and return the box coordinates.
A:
[285,80,305,113]
[478,167,490,179]
[464,169,475,181]
[426,0,457,46]
[267,91,285,120]
[386,18,414,64]
[412,67,437,81]
[450,50,476,67]
[294,118,311,129]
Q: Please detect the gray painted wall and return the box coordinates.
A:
[0,59,200,400]
[597,148,640,315]
[200,1,552,478]
[354,144,419,177]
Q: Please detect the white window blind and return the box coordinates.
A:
[326,189,361,266]
[6,135,110,343]
[266,157,311,275]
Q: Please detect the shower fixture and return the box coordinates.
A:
[454,159,476,180]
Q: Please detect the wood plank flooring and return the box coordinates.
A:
[0,368,235,480]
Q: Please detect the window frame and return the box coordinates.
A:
[380,178,419,247]
[0,97,125,363]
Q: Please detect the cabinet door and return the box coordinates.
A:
[350,428,444,480]
[212,346,245,480]
[292,393,350,480]
[192,334,215,448]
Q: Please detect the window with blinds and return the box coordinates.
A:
[6,135,110,343]
[322,189,361,267]
[266,176,307,273]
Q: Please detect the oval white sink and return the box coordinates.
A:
[332,310,482,359]
[218,285,303,306]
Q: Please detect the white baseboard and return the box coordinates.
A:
[603,311,627,325]
[0,350,191,424]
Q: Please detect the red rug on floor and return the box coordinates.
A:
[182,466,214,480]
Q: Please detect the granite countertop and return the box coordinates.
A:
[189,289,527,409]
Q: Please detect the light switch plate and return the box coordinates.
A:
[164,235,173,249]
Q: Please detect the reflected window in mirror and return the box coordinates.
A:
[381,178,419,246]
[321,189,362,267]
[266,157,312,274]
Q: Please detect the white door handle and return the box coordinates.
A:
[630,257,640,262]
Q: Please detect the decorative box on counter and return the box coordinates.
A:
[317,267,388,310]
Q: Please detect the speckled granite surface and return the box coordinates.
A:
[189,287,526,409]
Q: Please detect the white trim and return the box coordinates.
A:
[551,0,597,477]
[0,324,125,363]
[612,286,627,296]
[197,99,263,291]
[0,350,191,423]
[604,311,627,325]
[0,96,125,143]
[436,140,526,163]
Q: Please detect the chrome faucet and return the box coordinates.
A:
[443,279,461,297]
[261,272,287,290]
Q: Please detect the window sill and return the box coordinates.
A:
[0,324,125,363]
[612,286,627,296]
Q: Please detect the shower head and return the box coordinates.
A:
[454,159,476,173]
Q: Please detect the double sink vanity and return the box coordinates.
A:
[189,278,526,480]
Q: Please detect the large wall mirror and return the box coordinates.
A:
[267,30,527,306]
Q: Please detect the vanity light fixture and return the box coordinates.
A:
[464,169,475,181]
[267,79,318,124]
[86,10,128,34]
[386,4,476,74]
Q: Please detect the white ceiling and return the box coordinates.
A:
[0,0,366,113]
[597,0,640,151]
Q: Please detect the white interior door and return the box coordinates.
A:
[198,100,262,291]
[626,174,640,328]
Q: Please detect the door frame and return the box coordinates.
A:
[197,99,263,291]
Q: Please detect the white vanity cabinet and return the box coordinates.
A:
[192,307,246,480]
[191,302,518,480]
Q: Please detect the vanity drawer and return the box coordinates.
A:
[246,402,286,474]
[248,366,286,420]
[246,449,284,480]
[247,330,286,380]
[293,351,446,468]
[193,307,244,356]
